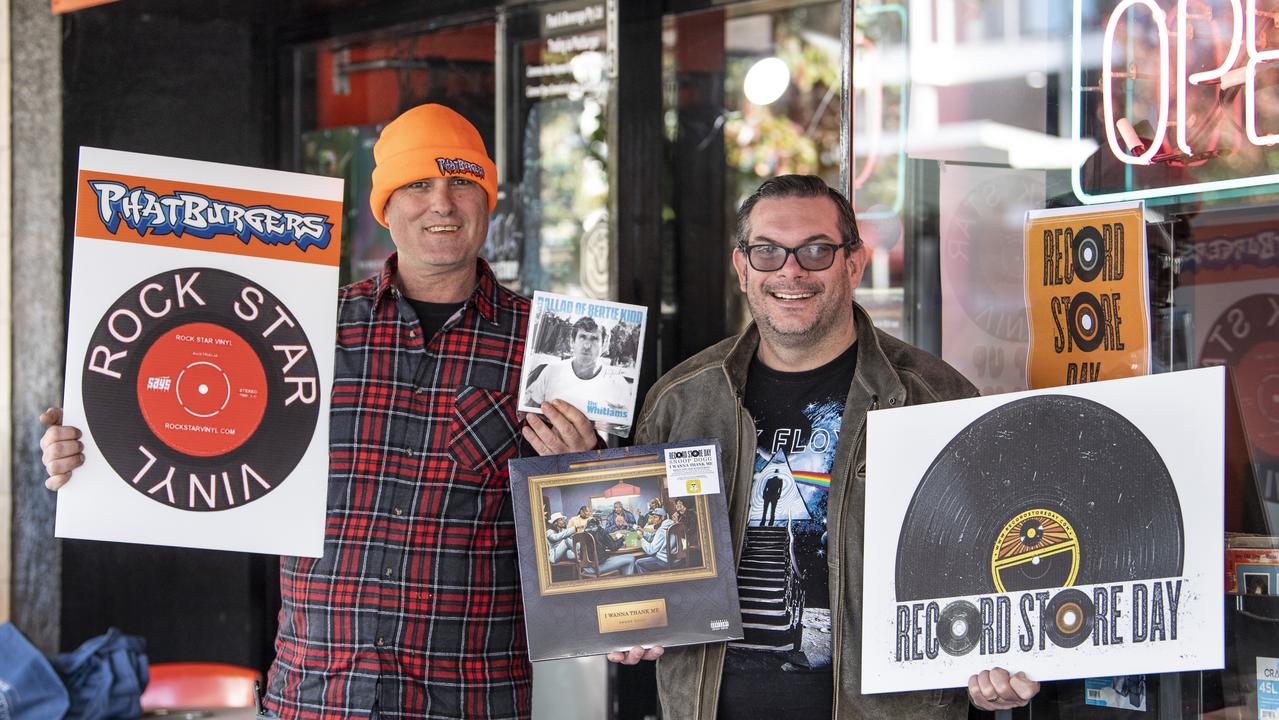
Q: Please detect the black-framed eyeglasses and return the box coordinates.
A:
[737,241,851,272]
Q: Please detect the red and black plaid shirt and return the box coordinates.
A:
[265,255,532,719]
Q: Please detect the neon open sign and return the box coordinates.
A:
[1073,0,1279,203]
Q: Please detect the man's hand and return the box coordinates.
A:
[968,667,1039,711]
[39,407,85,490]
[523,399,599,456]
[606,645,664,665]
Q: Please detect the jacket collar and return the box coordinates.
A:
[721,302,906,405]
[376,252,503,326]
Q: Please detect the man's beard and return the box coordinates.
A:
[749,282,848,349]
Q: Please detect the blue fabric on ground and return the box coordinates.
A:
[51,628,148,720]
[0,622,71,720]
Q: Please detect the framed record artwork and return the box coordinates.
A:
[509,439,743,661]
[862,367,1226,693]
[56,147,341,557]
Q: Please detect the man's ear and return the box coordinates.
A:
[732,247,749,292]
[847,243,869,287]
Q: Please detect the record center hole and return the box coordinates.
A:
[1032,555,1041,565]
[1056,602,1083,633]
[1082,247,1094,263]
[1080,314,1094,332]
[198,383,209,395]
[950,619,968,638]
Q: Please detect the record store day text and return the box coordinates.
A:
[893,579,1184,663]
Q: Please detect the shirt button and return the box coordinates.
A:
[384,567,394,578]
[414,387,428,395]
[408,329,417,338]
[404,448,415,457]
[393,507,404,517]
[375,637,385,647]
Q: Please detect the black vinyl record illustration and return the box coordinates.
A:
[895,394,1183,601]
[82,267,319,511]
[1044,588,1095,648]
[938,600,982,656]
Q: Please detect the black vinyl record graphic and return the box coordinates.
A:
[1072,225,1105,283]
[938,600,982,656]
[895,394,1183,601]
[1044,588,1095,648]
[82,267,319,511]
[1067,292,1105,352]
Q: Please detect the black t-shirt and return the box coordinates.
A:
[717,343,858,719]
[407,298,465,342]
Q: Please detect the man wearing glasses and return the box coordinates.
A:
[613,175,1039,718]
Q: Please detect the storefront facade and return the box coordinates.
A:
[5,0,1275,717]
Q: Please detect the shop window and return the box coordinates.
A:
[287,21,497,285]
[853,0,1279,713]
[663,0,845,353]
[505,0,612,298]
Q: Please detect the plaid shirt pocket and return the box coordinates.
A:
[449,385,520,475]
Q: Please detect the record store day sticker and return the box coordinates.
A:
[56,147,341,557]
[664,444,720,497]
[861,367,1226,693]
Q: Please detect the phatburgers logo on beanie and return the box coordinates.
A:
[436,157,486,180]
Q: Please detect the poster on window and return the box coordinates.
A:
[940,163,1045,395]
[1024,201,1152,389]
[861,367,1225,693]
[55,147,341,557]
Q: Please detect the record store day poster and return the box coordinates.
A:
[1024,201,1151,389]
[861,367,1225,693]
[56,147,341,557]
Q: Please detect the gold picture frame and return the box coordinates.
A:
[529,458,718,596]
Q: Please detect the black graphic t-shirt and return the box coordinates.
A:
[717,342,857,719]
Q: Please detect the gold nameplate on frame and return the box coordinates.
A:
[596,598,669,634]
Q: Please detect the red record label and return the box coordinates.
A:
[136,322,268,457]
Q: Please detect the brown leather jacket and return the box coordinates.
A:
[634,304,979,720]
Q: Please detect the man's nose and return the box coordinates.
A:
[776,249,809,276]
[425,183,455,214]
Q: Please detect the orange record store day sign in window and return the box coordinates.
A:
[56,147,342,558]
[1024,201,1152,389]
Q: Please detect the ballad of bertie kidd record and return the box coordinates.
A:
[57,147,341,557]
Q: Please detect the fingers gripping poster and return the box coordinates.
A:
[56,148,342,557]
[861,367,1225,693]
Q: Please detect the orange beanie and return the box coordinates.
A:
[369,104,498,226]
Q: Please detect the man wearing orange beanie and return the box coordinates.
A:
[39,104,598,720]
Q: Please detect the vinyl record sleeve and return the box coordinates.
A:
[517,291,647,437]
[862,367,1225,693]
[509,439,743,661]
[56,147,341,557]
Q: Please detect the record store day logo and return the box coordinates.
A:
[863,369,1225,693]
[1024,202,1152,389]
[891,395,1184,663]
